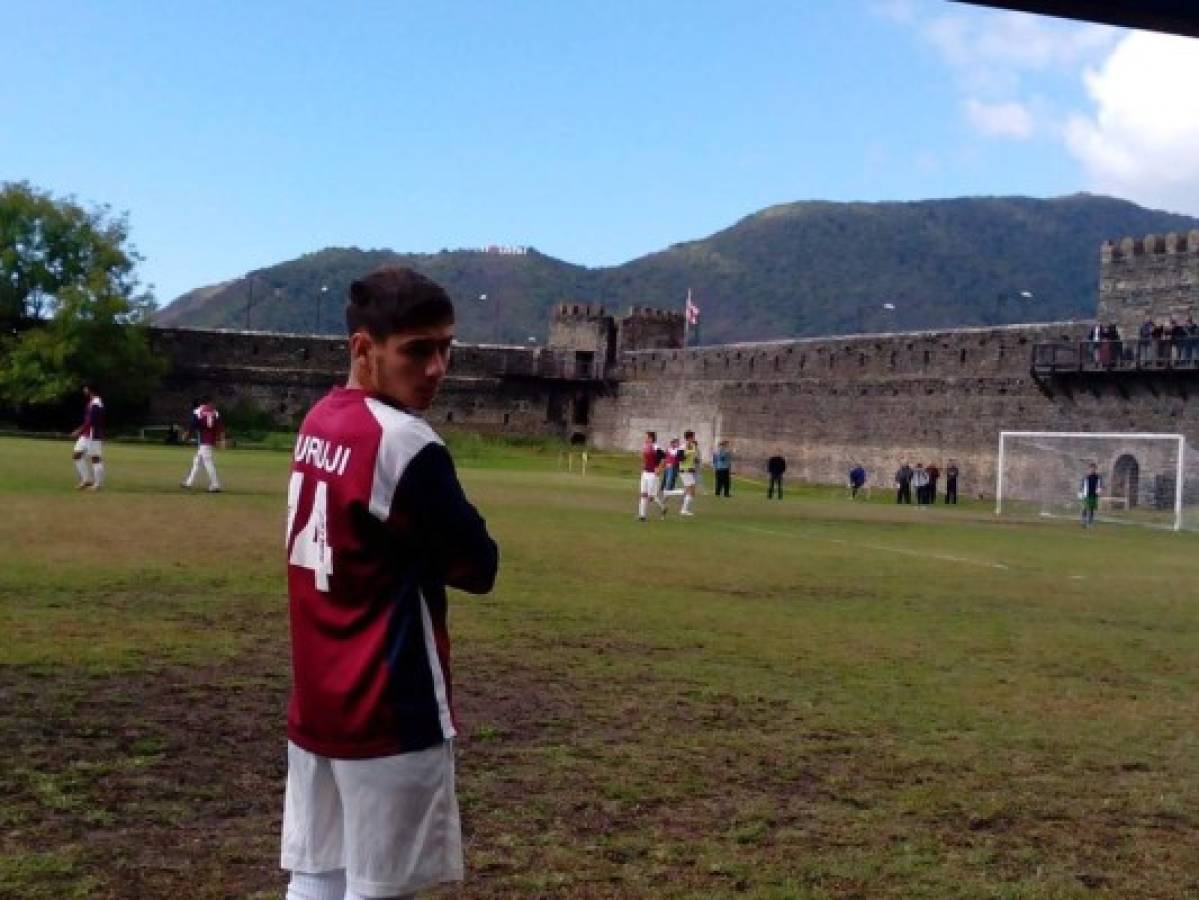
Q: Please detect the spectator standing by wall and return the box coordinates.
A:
[1139,318,1154,363]
[926,463,940,504]
[1170,317,1187,363]
[913,463,930,505]
[766,454,786,499]
[945,460,960,504]
[895,462,913,504]
[1080,462,1102,528]
[712,440,733,498]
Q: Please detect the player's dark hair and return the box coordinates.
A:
[346,267,455,339]
[646,431,656,441]
[684,430,695,440]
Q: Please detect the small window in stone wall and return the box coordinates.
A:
[859,353,865,367]
[799,355,806,370]
[923,350,931,365]
[828,355,834,370]
[503,413,510,425]
[749,356,755,371]
[960,348,967,364]
[890,350,897,368]
[773,356,780,372]
[446,410,454,423]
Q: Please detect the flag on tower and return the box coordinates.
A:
[685,290,700,326]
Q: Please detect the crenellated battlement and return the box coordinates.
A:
[621,306,683,322]
[1098,230,1199,333]
[1101,230,1199,261]
[553,302,609,320]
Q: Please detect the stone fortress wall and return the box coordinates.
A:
[148,325,599,439]
[1098,230,1199,335]
[150,232,1199,499]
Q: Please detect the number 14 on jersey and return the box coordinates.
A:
[287,472,333,591]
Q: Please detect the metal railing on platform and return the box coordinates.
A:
[1032,340,1199,375]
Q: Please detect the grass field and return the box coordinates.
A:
[0,435,1196,899]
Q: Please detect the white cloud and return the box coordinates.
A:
[923,11,1116,73]
[964,98,1034,139]
[871,0,918,24]
[880,4,1121,142]
[1064,31,1199,214]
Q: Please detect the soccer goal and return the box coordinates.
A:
[995,431,1197,531]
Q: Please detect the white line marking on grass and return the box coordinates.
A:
[738,525,1010,570]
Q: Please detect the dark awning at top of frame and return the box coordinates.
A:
[953,1,1199,39]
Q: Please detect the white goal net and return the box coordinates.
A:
[995,431,1199,531]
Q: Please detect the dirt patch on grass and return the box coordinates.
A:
[0,647,289,900]
[2,645,1198,899]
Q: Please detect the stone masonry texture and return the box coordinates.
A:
[149,235,1199,498]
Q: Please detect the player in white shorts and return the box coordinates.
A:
[677,430,700,516]
[637,430,667,521]
[282,267,498,900]
[69,385,105,490]
[181,397,224,492]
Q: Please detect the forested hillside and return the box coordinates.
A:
[157,195,1199,344]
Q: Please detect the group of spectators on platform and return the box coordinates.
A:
[1088,316,1199,366]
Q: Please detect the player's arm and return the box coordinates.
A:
[393,443,498,594]
[70,407,90,439]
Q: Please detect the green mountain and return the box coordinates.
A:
[156,195,1199,344]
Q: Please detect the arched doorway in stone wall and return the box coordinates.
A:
[1112,454,1140,508]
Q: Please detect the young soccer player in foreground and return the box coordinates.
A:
[281,267,499,900]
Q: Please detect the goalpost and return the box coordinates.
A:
[995,431,1193,532]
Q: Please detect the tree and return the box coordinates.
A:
[0,181,163,423]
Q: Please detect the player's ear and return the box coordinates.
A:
[349,330,375,379]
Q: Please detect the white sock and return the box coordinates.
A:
[91,462,105,488]
[184,455,200,486]
[75,457,91,483]
[286,870,346,900]
[682,495,693,513]
[638,497,647,518]
[202,456,220,489]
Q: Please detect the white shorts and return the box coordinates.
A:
[73,437,102,457]
[639,472,659,495]
[195,444,214,460]
[681,470,697,488]
[281,741,463,897]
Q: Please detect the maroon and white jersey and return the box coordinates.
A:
[80,395,105,440]
[191,403,224,446]
[285,387,498,759]
[641,443,663,473]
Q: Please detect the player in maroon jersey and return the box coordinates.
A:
[281,267,498,900]
[180,397,224,492]
[638,430,668,520]
[69,385,105,490]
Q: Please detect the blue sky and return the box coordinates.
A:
[4,1,1197,304]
